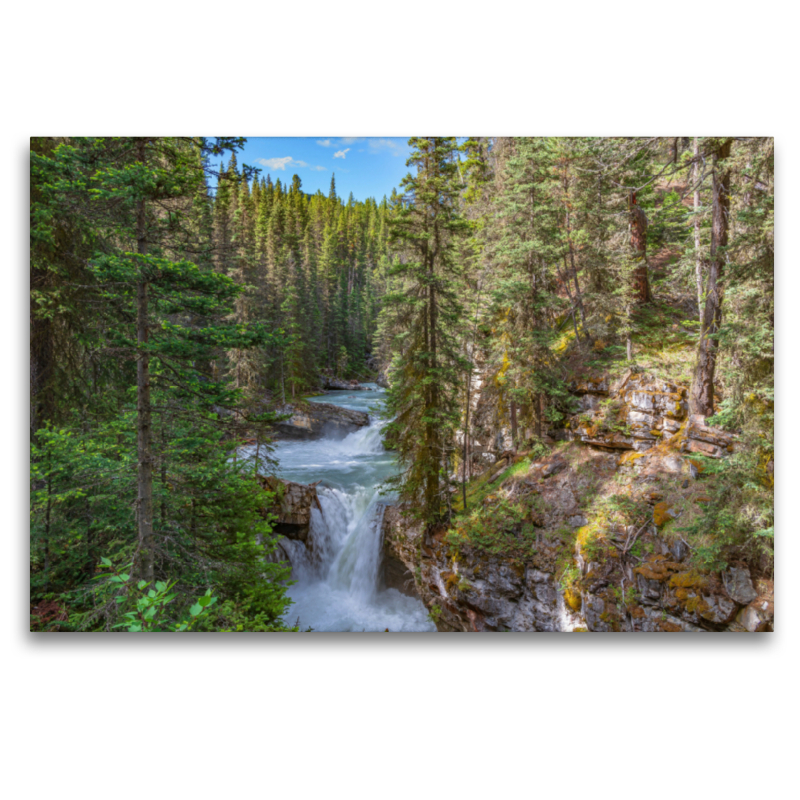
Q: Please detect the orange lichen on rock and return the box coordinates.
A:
[669,569,707,589]
[635,555,683,582]
[564,587,582,612]
[653,501,679,526]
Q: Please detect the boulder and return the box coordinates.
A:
[259,476,322,542]
[737,599,774,632]
[322,375,366,391]
[273,401,369,440]
[382,552,419,598]
[683,414,735,458]
[723,567,758,606]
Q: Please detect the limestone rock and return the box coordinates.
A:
[322,375,366,391]
[683,414,735,458]
[273,400,369,440]
[737,598,774,632]
[723,567,758,606]
[259,476,322,542]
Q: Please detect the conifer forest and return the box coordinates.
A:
[29,136,774,633]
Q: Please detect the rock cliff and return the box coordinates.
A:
[381,371,773,633]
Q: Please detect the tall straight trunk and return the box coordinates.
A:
[536,393,544,439]
[509,400,518,447]
[160,417,167,530]
[629,192,651,303]
[462,369,470,511]
[564,204,588,335]
[421,142,440,523]
[690,139,732,416]
[626,303,633,362]
[30,306,54,442]
[559,255,583,343]
[44,448,52,593]
[136,139,155,584]
[461,280,483,509]
[426,251,439,520]
[693,137,704,323]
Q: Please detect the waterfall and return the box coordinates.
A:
[269,386,435,632]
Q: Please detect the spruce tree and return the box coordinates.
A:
[382,137,470,524]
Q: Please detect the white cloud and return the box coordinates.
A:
[256,157,301,171]
[333,148,350,159]
[367,138,404,155]
[256,157,325,172]
[339,136,363,145]
[316,139,332,147]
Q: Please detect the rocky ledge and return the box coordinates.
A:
[380,368,771,633]
[272,400,369,440]
[258,475,321,542]
[382,486,773,633]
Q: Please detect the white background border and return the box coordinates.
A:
[4,2,796,798]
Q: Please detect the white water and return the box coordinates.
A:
[250,384,435,632]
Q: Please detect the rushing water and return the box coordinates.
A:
[258,384,435,632]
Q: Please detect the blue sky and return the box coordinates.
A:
[211,137,413,202]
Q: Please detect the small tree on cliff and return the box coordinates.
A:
[381,137,470,525]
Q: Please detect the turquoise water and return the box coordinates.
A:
[268,385,435,632]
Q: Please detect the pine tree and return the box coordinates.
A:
[382,137,470,524]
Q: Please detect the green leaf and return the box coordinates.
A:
[189,603,203,616]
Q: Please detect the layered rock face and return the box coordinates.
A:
[259,475,321,541]
[272,401,369,440]
[382,475,772,633]
[566,369,735,457]
[381,371,772,633]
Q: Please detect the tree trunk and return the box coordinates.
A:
[462,366,471,511]
[690,139,732,416]
[559,255,583,344]
[693,137,704,323]
[536,393,544,439]
[30,309,54,442]
[563,168,589,338]
[629,192,651,303]
[135,139,155,584]
[509,399,518,447]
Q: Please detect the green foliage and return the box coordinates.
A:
[428,604,443,624]
[381,138,471,524]
[447,492,539,559]
[677,426,773,574]
[69,558,219,632]
[30,137,297,631]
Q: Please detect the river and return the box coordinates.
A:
[265,384,435,632]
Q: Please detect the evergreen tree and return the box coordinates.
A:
[382,137,470,524]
